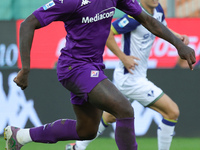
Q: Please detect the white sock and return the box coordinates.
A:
[157,118,177,150]
[16,129,32,145]
[75,118,108,150]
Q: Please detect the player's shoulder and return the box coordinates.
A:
[52,0,79,4]
[125,14,141,25]
[111,13,141,34]
[121,14,139,22]
[155,3,165,14]
[114,14,140,26]
[51,0,80,13]
[52,0,80,8]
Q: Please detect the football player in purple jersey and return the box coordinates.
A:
[4,0,195,150]
[66,0,191,150]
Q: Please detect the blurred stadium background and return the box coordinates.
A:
[0,0,200,149]
[1,0,200,19]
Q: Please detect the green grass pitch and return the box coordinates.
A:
[1,136,200,150]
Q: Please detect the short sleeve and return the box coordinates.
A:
[156,3,167,26]
[116,0,142,17]
[112,14,140,34]
[33,0,79,27]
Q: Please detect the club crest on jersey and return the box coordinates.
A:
[43,1,55,10]
[59,0,63,3]
[81,0,91,6]
[90,70,99,77]
[118,17,129,28]
[147,90,154,97]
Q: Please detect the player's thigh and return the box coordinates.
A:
[149,94,179,119]
[73,101,103,139]
[117,78,163,106]
[88,78,134,119]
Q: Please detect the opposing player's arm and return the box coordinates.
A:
[168,28,190,68]
[134,10,196,70]
[168,28,189,45]
[106,29,139,74]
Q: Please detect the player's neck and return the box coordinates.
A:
[140,3,154,16]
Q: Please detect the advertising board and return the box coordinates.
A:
[1,69,200,137]
[16,18,200,69]
[0,21,18,68]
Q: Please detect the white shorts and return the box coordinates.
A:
[114,77,164,107]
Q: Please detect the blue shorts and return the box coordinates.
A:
[59,64,107,105]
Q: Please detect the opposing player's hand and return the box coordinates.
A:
[122,55,140,74]
[180,35,189,45]
[178,45,196,70]
[13,69,29,90]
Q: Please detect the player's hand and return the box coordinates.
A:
[122,55,140,74]
[178,45,196,70]
[13,69,29,90]
[180,35,189,45]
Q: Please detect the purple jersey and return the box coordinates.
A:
[33,0,142,81]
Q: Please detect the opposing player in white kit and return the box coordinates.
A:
[67,0,190,150]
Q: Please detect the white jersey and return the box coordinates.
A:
[112,3,167,86]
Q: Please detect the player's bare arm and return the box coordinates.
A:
[134,10,196,70]
[106,30,139,74]
[169,29,189,45]
[14,14,41,90]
